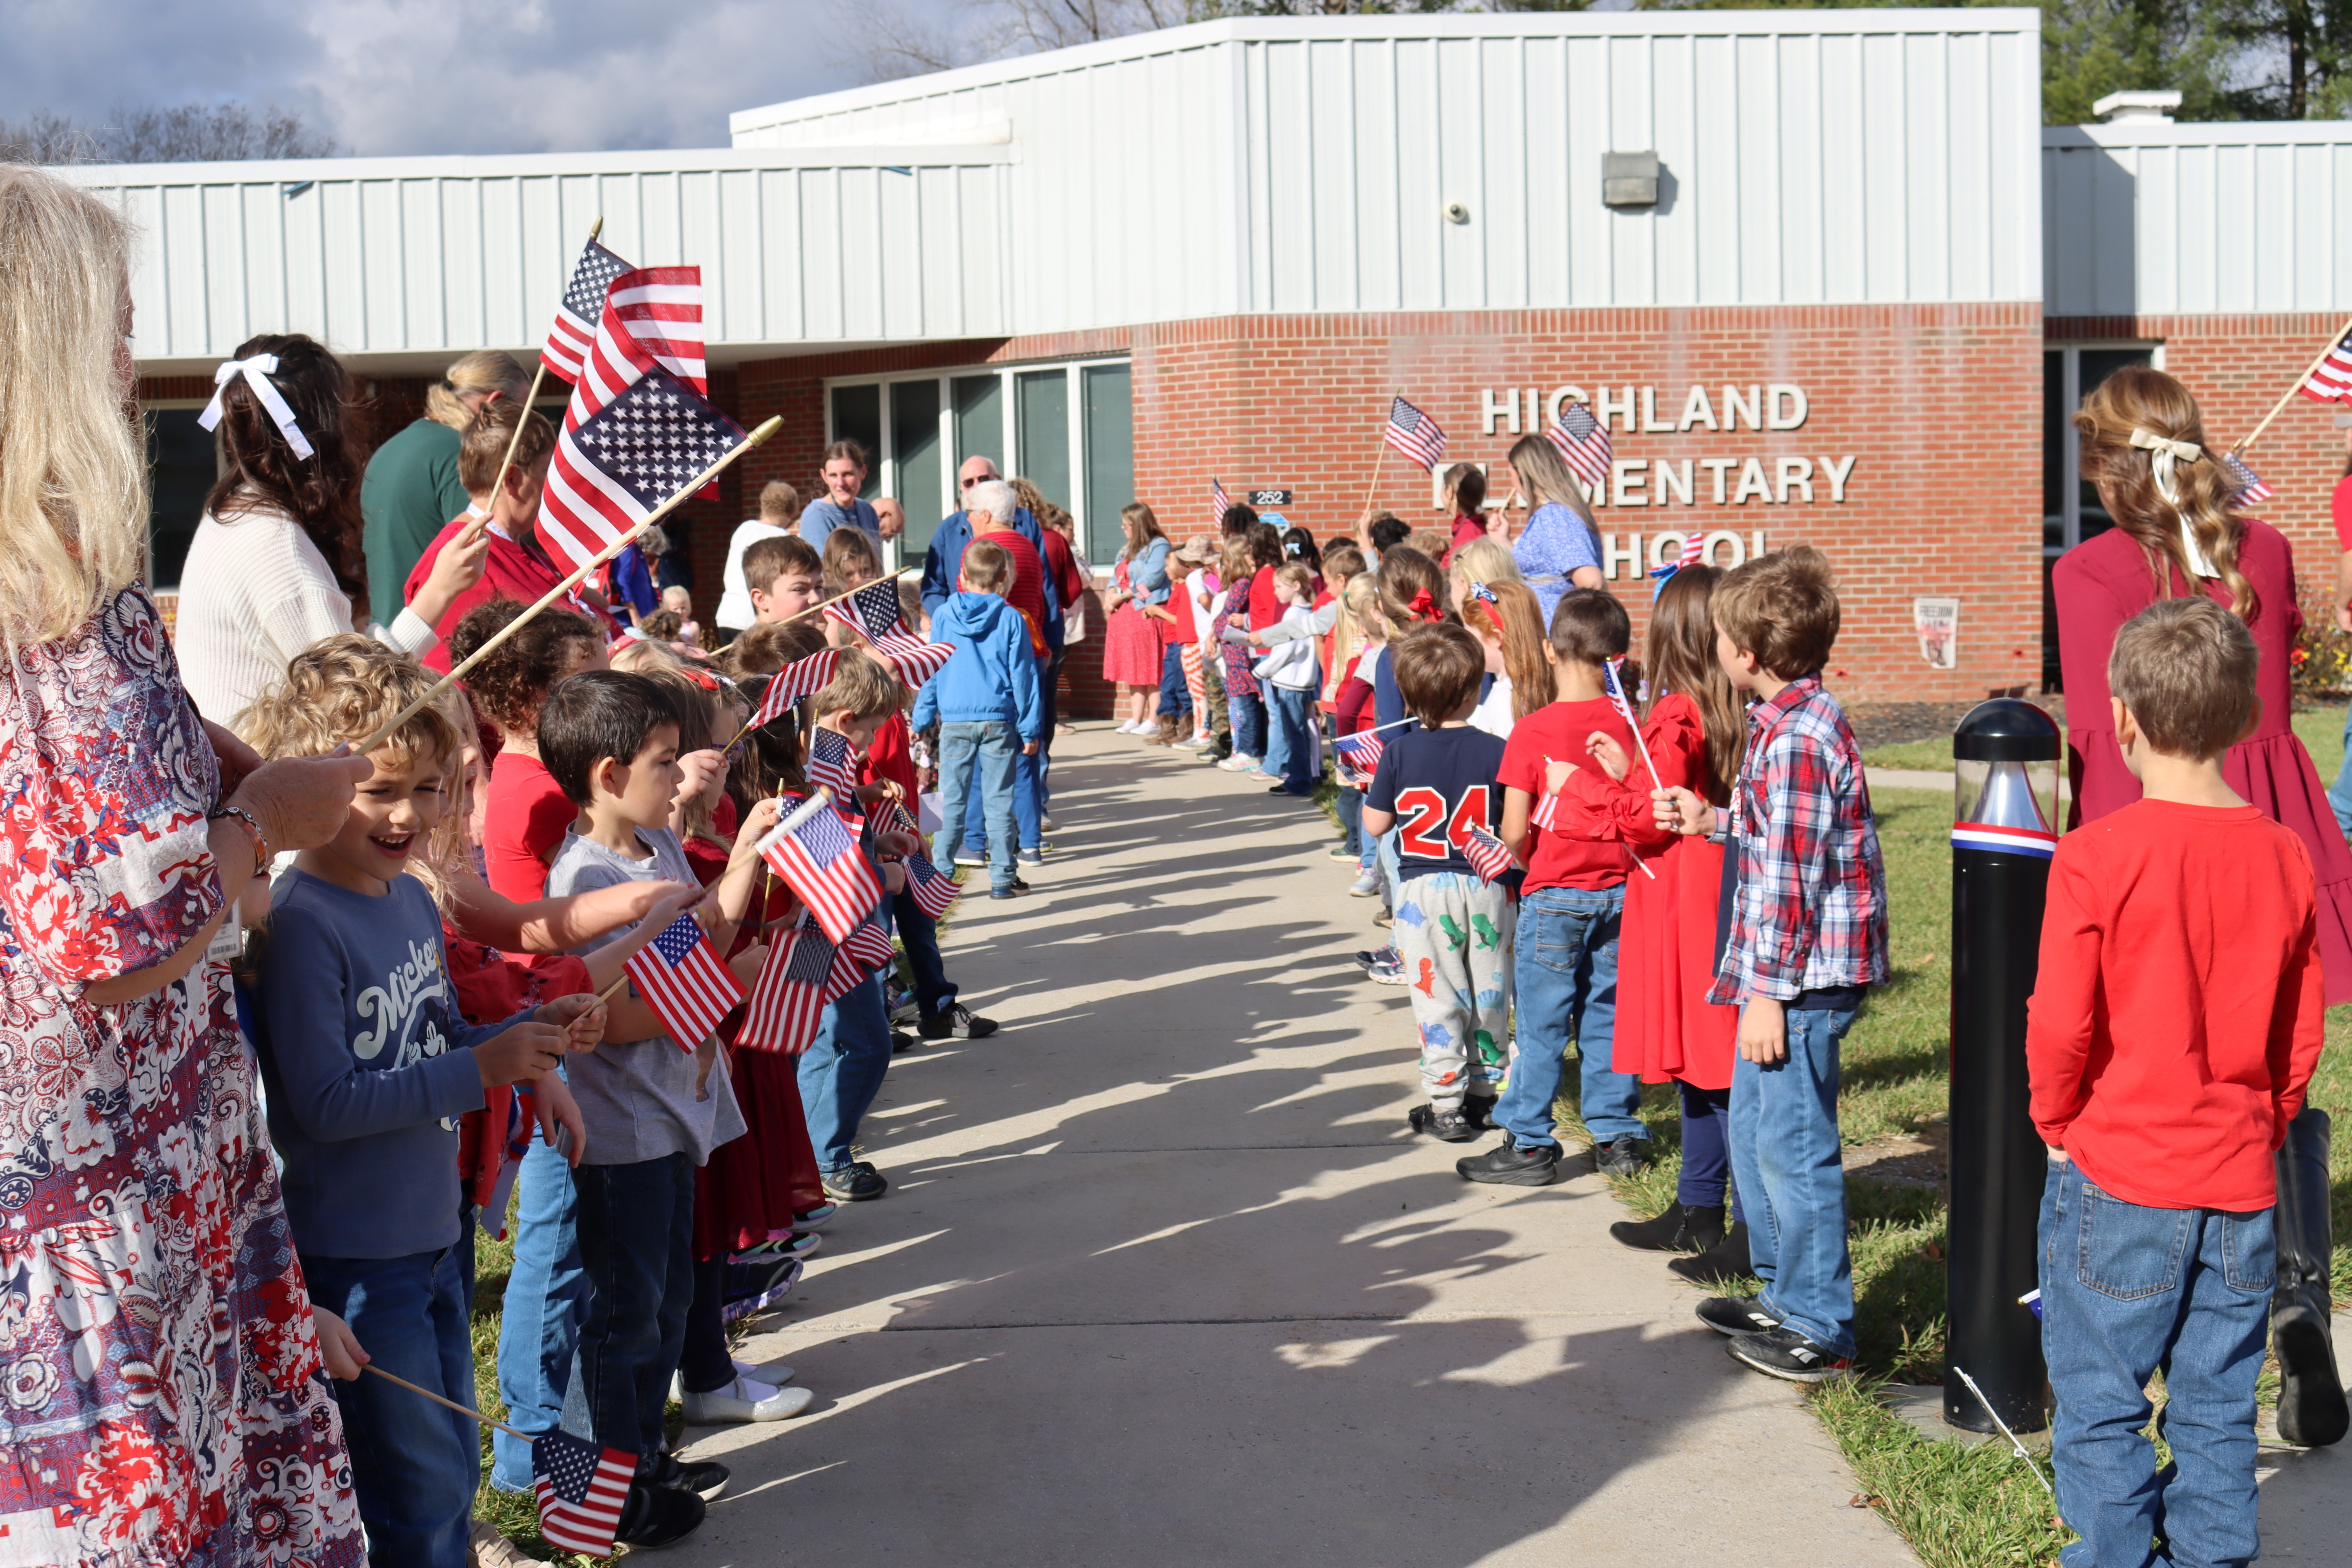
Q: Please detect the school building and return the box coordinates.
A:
[73,7,2352,713]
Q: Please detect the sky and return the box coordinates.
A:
[0,0,964,156]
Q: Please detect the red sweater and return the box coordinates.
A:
[2026,798,2325,1210]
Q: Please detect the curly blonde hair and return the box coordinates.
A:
[235,634,463,773]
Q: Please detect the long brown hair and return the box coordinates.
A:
[1464,578,1554,720]
[2073,365,2253,619]
[1644,565,1743,805]
[1376,544,1451,632]
[203,332,368,602]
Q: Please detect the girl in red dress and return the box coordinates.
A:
[1553,566,1749,1270]
[2053,366,2352,1002]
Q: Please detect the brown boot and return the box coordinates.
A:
[1150,715,1178,745]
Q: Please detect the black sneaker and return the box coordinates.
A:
[1610,1201,1725,1254]
[1595,1135,1652,1177]
[919,1004,999,1040]
[1462,1094,1497,1131]
[1726,1325,1854,1383]
[820,1162,888,1202]
[1407,1105,1480,1143]
[644,1451,730,1501]
[891,1030,919,1054]
[1352,946,1399,972]
[1668,1220,1758,1287]
[1455,1141,1561,1186]
[615,1478,705,1549]
[1694,1295,1784,1338]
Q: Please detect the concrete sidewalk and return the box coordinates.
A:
[674,727,1915,1567]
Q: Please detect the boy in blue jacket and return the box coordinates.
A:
[914,536,1044,899]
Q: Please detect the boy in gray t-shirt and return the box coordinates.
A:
[535,670,779,1547]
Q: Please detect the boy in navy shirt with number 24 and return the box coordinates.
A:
[1362,622,1514,1142]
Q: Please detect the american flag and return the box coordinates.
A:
[533,1432,634,1557]
[744,650,842,732]
[1211,477,1232,532]
[540,366,747,580]
[623,912,745,1050]
[807,726,862,803]
[2221,450,2275,505]
[1460,823,1519,885]
[560,266,708,427]
[758,796,883,942]
[541,238,632,385]
[1334,728,1386,785]
[890,802,960,918]
[1547,400,1613,495]
[1603,657,1663,790]
[1382,396,1448,472]
[739,916,834,1054]
[823,580,954,686]
[1530,787,1560,833]
[2298,326,2352,402]
[828,916,897,997]
[878,638,955,688]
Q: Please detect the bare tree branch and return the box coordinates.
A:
[0,103,338,165]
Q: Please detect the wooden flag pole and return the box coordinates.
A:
[353,415,781,755]
[485,216,602,509]
[363,1365,530,1442]
[716,566,925,749]
[2238,312,2352,456]
[1360,391,1399,514]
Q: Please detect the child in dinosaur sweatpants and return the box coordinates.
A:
[1361,623,1516,1142]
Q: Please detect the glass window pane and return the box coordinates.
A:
[953,374,1004,490]
[145,408,213,591]
[830,384,882,500]
[2041,350,2063,549]
[2076,347,2153,544]
[1016,369,1070,520]
[890,378,943,553]
[1082,363,1134,565]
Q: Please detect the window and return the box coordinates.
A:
[144,405,218,591]
[2042,343,2157,688]
[823,358,1132,570]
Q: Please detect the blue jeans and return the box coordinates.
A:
[1729,1002,1858,1356]
[2039,1159,2272,1568]
[1157,641,1191,719]
[1263,685,1315,792]
[491,1131,588,1491]
[1498,885,1640,1149]
[302,1236,479,1568]
[797,971,891,1172]
[572,1152,696,1460]
[892,884,956,1016]
[1230,689,1266,760]
[2329,703,2352,836]
[938,718,1019,891]
[1334,785,1363,855]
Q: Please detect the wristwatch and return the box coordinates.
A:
[209,803,271,874]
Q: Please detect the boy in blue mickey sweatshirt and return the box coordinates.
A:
[914,535,1043,899]
[254,669,602,1568]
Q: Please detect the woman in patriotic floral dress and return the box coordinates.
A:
[0,164,374,1567]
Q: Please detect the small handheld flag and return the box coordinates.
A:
[1334,728,1386,784]
[820,581,953,686]
[1602,657,1664,793]
[889,802,961,918]
[542,238,632,385]
[1460,824,1519,885]
[2221,451,2274,505]
[1211,477,1232,532]
[622,912,745,1050]
[757,792,883,943]
[1530,787,1560,833]
[739,915,836,1054]
[829,917,897,996]
[541,366,746,579]
[2298,326,2352,403]
[1546,400,1613,496]
[744,650,842,733]
[806,727,862,804]
[1382,396,1448,472]
[533,1431,635,1557]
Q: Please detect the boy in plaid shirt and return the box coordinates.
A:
[1655,546,1887,1381]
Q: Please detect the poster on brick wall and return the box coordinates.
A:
[1914,597,1959,670]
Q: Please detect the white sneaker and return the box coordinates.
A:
[1220,754,1259,772]
[1116,719,1148,734]
[681,1374,814,1424]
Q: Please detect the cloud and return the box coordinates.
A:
[0,0,968,157]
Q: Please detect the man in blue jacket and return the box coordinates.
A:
[913,529,1043,900]
[922,456,1060,641]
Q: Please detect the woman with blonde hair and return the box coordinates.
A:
[1505,433,1606,630]
[1102,501,1172,733]
[0,162,375,1567]
[362,348,529,627]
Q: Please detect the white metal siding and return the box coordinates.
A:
[2043,123,2352,316]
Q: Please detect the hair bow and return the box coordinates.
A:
[2128,428,2219,578]
[199,354,314,460]
[1466,581,1504,630]
[1407,586,1442,622]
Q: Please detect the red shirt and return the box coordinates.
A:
[1444,515,1486,565]
[1038,526,1088,616]
[1498,697,1639,891]
[407,513,616,674]
[1161,575,1198,644]
[983,528,1050,660]
[862,711,919,804]
[2027,799,2324,1210]
[483,750,577,902]
[1248,566,1281,632]
[2334,473,2352,551]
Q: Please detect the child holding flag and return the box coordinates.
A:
[1360,623,1515,1142]
[540,670,782,1542]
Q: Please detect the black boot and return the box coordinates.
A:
[1667,1219,1756,1285]
[1462,1094,1497,1131]
[1610,1201,1725,1254]
[2273,1107,2348,1447]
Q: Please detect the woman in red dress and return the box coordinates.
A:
[1553,566,1747,1272]
[2053,366,2352,1001]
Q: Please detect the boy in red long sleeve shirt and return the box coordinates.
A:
[2027,597,2324,1568]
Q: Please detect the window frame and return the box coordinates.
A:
[138,397,223,593]
[2045,340,2165,560]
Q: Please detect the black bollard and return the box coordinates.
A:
[1944,698,2060,1434]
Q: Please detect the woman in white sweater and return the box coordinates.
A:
[176,334,485,724]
